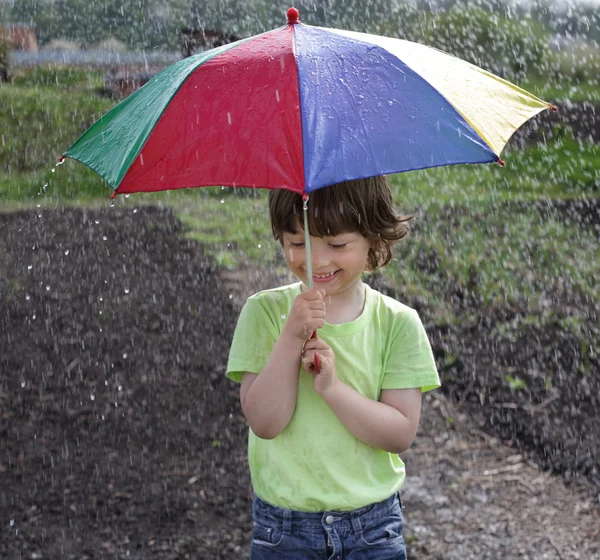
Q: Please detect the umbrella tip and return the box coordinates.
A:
[287,7,299,24]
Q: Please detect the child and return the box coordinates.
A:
[227,176,440,559]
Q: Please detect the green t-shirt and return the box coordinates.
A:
[227,282,440,512]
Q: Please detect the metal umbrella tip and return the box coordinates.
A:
[287,7,300,24]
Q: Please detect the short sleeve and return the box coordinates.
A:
[226,295,280,383]
[381,309,440,392]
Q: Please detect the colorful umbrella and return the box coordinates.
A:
[63,6,555,288]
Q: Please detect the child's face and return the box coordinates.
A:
[281,218,371,297]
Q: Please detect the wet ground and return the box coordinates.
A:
[1,205,598,559]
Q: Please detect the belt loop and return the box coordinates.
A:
[283,508,292,534]
[351,510,363,534]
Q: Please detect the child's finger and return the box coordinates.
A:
[302,288,325,301]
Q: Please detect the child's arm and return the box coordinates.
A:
[239,288,326,439]
[323,383,422,454]
[302,338,422,453]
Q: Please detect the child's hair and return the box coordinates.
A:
[269,176,413,271]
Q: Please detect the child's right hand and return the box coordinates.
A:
[283,288,326,343]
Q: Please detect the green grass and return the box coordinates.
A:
[518,77,600,103]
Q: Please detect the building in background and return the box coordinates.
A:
[0,23,38,52]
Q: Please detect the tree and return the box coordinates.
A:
[0,35,9,82]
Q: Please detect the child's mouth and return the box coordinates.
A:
[312,270,339,283]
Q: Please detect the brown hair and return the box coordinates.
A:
[269,176,413,271]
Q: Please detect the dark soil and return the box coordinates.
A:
[1,205,598,559]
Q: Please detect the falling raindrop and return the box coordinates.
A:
[64,250,69,256]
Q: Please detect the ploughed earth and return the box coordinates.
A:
[1,205,598,559]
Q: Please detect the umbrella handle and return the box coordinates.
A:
[311,330,321,373]
[303,195,320,373]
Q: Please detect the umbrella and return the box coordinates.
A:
[62,6,554,295]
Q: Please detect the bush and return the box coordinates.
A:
[422,5,551,79]
[551,41,600,83]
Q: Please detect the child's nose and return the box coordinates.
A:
[311,246,330,267]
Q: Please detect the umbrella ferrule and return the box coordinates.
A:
[287,7,300,25]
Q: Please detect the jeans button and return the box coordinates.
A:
[325,515,335,525]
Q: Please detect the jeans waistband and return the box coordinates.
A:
[252,492,401,535]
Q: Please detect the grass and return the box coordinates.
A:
[518,77,600,103]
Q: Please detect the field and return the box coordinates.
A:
[1,67,599,558]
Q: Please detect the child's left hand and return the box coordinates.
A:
[301,338,337,396]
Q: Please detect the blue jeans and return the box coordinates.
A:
[250,492,406,559]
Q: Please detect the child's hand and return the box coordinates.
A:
[283,288,326,343]
[302,338,337,396]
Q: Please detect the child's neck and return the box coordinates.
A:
[321,279,366,325]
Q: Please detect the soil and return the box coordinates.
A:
[1,205,598,559]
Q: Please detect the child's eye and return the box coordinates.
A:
[329,243,347,250]
[288,241,305,248]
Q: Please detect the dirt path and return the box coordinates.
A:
[1,206,598,559]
